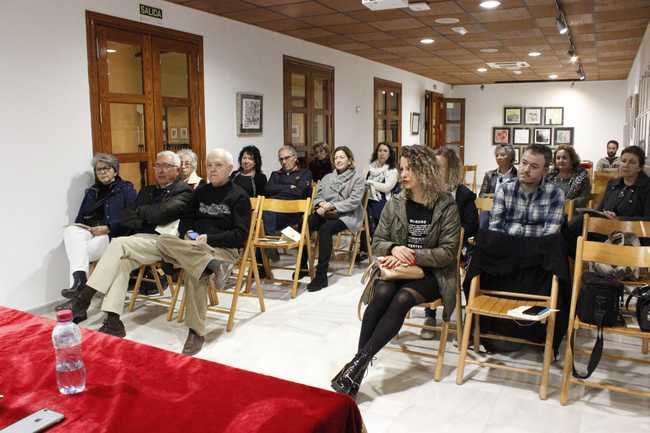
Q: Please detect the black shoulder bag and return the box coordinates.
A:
[625,285,650,332]
[571,271,624,379]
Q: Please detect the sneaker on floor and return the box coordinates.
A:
[420,317,436,340]
[182,329,205,356]
[98,317,126,338]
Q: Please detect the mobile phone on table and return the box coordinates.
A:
[187,231,199,240]
[1,408,64,433]
[522,306,549,316]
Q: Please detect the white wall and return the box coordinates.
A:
[627,23,650,98]
[0,0,448,310]
[450,80,626,182]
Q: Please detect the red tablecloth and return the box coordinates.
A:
[0,307,362,433]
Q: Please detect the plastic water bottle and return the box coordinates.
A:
[52,309,86,395]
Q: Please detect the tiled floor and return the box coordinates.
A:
[47,259,650,432]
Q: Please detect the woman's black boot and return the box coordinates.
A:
[331,351,371,396]
[61,271,87,299]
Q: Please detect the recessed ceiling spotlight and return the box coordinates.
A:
[477,67,488,72]
[480,1,501,9]
[556,14,568,35]
[435,17,460,24]
[513,70,523,75]
[451,26,468,35]
[106,49,117,53]
[549,74,558,79]
[569,50,578,63]
[420,38,435,44]
[528,51,542,57]
[480,48,499,53]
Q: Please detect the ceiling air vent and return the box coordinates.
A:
[486,61,530,71]
[362,0,409,11]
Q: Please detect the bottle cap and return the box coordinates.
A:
[56,310,73,322]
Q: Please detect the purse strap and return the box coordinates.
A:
[571,313,604,379]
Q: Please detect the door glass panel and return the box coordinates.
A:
[291,73,306,108]
[160,51,188,98]
[376,118,386,143]
[388,119,399,145]
[119,161,148,191]
[376,90,386,114]
[109,103,146,153]
[291,112,305,147]
[446,102,461,121]
[107,41,143,95]
[314,78,327,110]
[389,91,399,117]
[164,106,190,151]
[313,113,325,145]
[446,123,460,143]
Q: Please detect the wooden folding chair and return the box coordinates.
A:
[456,268,560,400]
[463,164,478,193]
[560,237,650,404]
[475,196,494,213]
[398,228,465,381]
[251,197,313,298]
[127,262,176,319]
[326,191,373,275]
[564,199,575,222]
[172,197,265,332]
[592,169,618,194]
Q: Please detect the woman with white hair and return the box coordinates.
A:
[479,144,518,196]
[177,148,203,190]
[60,153,137,299]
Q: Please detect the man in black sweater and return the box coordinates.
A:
[70,151,193,337]
[158,148,251,355]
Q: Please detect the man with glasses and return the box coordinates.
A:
[68,151,193,337]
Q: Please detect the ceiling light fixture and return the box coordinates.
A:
[420,38,435,44]
[577,64,586,81]
[435,17,460,24]
[548,74,558,79]
[480,1,501,9]
[477,67,488,72]
[408,1,430,11]
[513,70,523,75]
[480,48,499,53]
[568,49,578,63]
[451,26,468,35]
[556,13,568,35]
[106,49,117,53]
[528,51,541,57]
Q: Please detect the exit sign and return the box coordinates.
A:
[140,4,163,20]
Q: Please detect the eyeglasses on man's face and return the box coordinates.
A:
[96,166,114,173]
[154,163,177,170]
[279,155,294,162]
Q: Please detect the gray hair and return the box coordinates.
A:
[278,145,297,157]
[92,153,119,173]
[157,150,181,167]
[177,149,198,169]
[494,144,515,162]
[206,148,234,166]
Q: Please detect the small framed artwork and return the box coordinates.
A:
[513,127,531,145]
[410,112,420,135]
[503,107,522,125]
[513,147,521,164]
[533,127,552,145]
[236,92,263,136]
[544,107,564,125]
[170,127,178,139]
[524,107,542,125]
[554,127,574,146]
[493,127,510,145]
[180,127,188,140]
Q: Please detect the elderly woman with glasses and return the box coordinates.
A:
[479,144,518,196]
[177,149,203,190]
[60,153,137,300]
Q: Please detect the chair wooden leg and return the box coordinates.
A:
[178,287,187,323]
[473,315,480,353]
[226,276,240,332]
[348,233,361,276]
[260,249,272,280]
[539,311,557,400]
[291,243,304,299]
[128,266,146,312]
[152,265,165,295]
[167,272,184,321]
[456,310,474,385]
[642,337,649,355]
[207,277,219,306]
[560,324,576,405]
[250,255,266,312]
[434,321,450,381]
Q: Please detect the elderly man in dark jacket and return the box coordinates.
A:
[69,151,192,337]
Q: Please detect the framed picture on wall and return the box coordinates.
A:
[524,107,542,125]
[493,127,510,145]
[180,127,188,140]
[544,107,564,125]
[503,107,522,125]
[554,127,574,145]
[171,128,178,139]
[410,112,420,135]
[513,127,531,145]
[236,92,263,136]
[533,127,552,145]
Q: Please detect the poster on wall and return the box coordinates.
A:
[493,127,510,145]
[544,107,564,125]
[554,127,574,146]
[503,107,522,125]
[524,107,542,125]
[237,92,263,136]
[534,127,552,145]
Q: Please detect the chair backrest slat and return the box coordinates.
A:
[582,214,650,238]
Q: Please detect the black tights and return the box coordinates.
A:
[358,281,420,357]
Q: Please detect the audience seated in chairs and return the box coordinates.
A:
[421,146,478,339]
[230,145,267,198]
[158,149,251,356]
[331,145,460,396]
[308,143,333,182]
[479,143,517,197]
[177,149,203,190]
[545,145,591,208]
[595,139,621,171]
[489,143,565,237]
[564,145,650,256]
[60,153,137,301]
[299,146,365,292]
[68,151,193,337]
[364,142,399,237]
